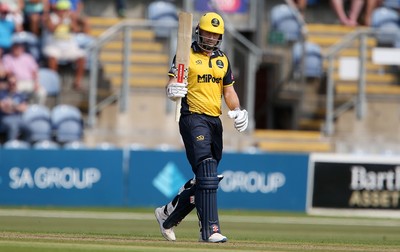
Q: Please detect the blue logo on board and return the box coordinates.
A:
[152,162,187,198]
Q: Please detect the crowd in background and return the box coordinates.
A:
[1,0,399,144]
[0,0,91,143]
[294,0,400,27]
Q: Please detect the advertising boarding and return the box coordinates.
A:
[129,151,309,211]
[308,153,400,216]
[0,149,124,206]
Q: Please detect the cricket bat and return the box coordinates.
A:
[175,12,193,122]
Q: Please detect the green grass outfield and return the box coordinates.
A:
[0,207,399,252]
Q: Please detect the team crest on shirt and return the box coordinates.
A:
[216,60,224,69]
[196,59,202,65]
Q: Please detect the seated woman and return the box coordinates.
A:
[42,0,85,90]
[3,36,47,105]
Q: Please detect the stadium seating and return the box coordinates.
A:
[147,0,178,38]
[371,7,400,46]
[63,140,87,149]
[38,68,61,103]
[74,33,95,70]
[292,41,323,78]
[22,104,53,143]
[32,140,60,149]
[383,0,400,9]
[270,4,302,42]
[51,104,83,143]
[3,140,30,149]
[253,130,332,153]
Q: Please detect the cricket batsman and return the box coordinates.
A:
[155,12,248,243]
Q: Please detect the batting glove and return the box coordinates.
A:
[228,109,248,133]
[166,82,188,101]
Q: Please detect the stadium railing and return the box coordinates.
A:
[323,28,400,136]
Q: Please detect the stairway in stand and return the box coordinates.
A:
[254,23,400,153]
[87,17,170,89]
[308,23,400,96]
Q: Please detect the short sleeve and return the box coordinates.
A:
[223,59,234,86]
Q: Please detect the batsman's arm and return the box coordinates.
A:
[224,85,249,132]
[223,85,241,111]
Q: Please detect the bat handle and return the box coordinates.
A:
[175,97,182,122]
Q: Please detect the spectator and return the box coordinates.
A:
[21,0,50,36]
[330,0,364,26]
[0,3,16,55]
[0,73,28,141]
[49,0,89,33]
[115,0,126,18]
[293,0,307,15]
[42,0,86,90]
[1,0,24,32]
[0,68,8,91]
[3,35,47,105]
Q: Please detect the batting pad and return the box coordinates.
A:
[163,179,196,229]
[195,158,220,241]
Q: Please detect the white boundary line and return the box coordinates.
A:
[0,209,400,227]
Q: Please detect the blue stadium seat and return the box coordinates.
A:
[22,104,52,143]
[292,42,323,78]
[32,140,60,149]
[38,68,61,103]
[371,7,400,46]
[383,0,400,10]
[63,140,87,149]
[51,104,83,143]
[148,1,178,38]
[74,33,95,70]
[3,139,30,149]
[270,4,302,42]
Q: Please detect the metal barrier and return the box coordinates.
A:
[87,20,177,127]
[323,28,399,136]
[86,18,264,130]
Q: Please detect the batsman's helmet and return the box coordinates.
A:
[199,12,224,35]
[196,12,224,52]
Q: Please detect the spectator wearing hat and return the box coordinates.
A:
[0,73,28,141]
[0,3,16,55]
[0,0,24,32]
[49,0,89,33]
[3,34,47,105]
[43,0,86,90]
